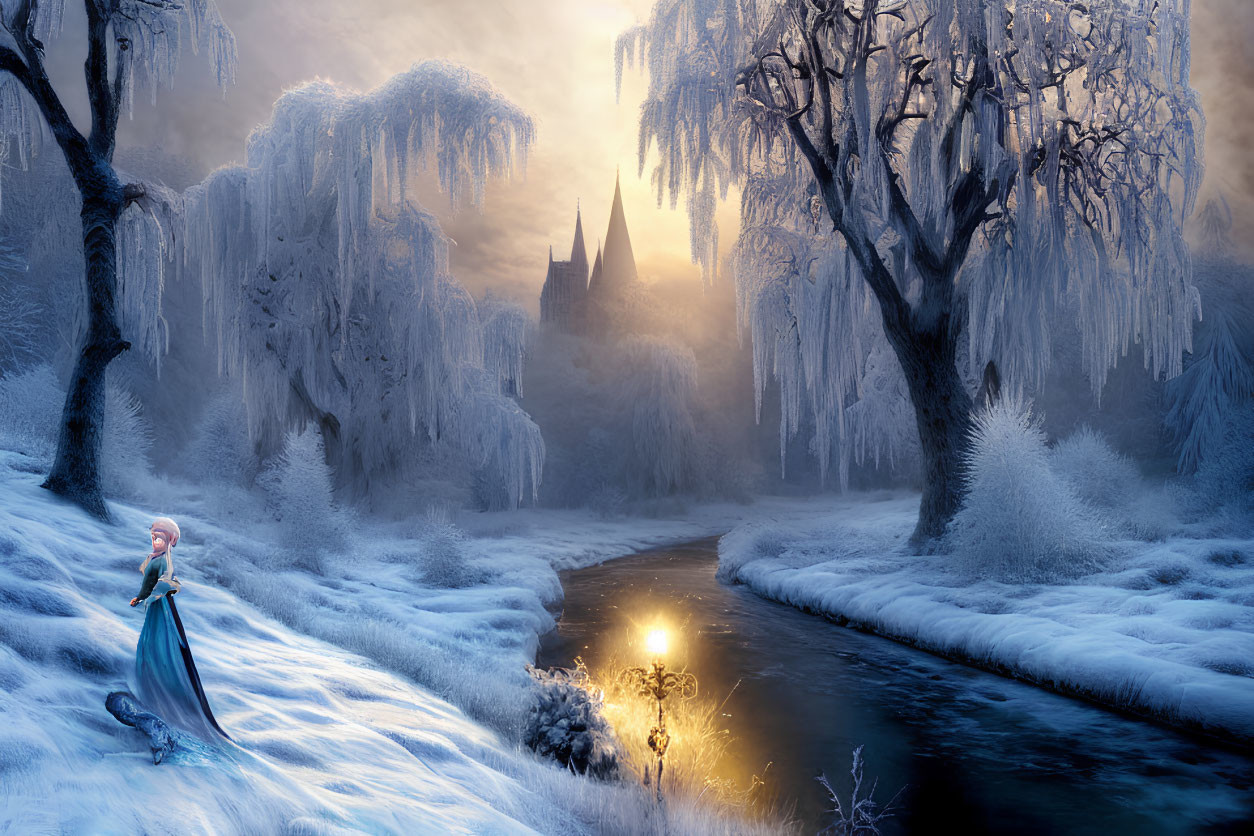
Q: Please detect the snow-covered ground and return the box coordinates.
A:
[719,491,1254,744]
[0,449,816,834]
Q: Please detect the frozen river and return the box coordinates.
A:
[537,538,1254,835]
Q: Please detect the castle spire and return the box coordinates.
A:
[570,204,588,274]
[589,239,603,292]
[596,170,637,293]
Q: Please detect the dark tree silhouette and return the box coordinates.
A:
[0,0,234,518]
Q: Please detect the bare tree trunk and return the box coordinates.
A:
[41,173,130,520]
[876,292,973,549]
[898,343,972,548]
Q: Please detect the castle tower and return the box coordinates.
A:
[539,206,589,330]
[589,241,603,293]
[588,172,638,298]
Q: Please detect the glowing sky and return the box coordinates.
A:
[96,0,730,309]
[38,0,1254,307]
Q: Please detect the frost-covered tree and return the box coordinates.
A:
[619,336,699,494]
[1165,207,1254,474]
[0,0,235,518]
[182,62,543,508]
[620,0,1202,544]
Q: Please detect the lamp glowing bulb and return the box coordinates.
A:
[645,629,668,657]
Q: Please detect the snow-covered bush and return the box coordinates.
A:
[0,364,153,498]
[1183,400,1254,534]
[1048,426,1174,540]
[414,511,482,588]
[948,398,1111,582]
[257,427,350,569]
[1050,427,1138,511]
[100,383,155,501]
[525,662,621,780]
[180,387,256,488]
[0,364,61,462]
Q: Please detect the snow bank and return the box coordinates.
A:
[0,452,588,832]
[719,493,1254,744]
[0,445,811,834]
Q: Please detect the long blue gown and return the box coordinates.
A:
[133,553,230,742]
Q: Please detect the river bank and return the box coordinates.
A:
[718,493,1254,749]
[539,538,1254,835]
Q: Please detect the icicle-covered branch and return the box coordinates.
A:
[622,0,1204,504]
[183,61,542,506]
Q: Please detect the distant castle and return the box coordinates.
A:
[540,173,638,333]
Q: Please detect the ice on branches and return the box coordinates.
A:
[116,180,180,372]
[182,61,541,506]
[0,0,237,173]
[619,336,699,494]
[623,0,1205,478]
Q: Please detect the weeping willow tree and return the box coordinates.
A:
[182,61,543,508]
[0,0,235,518]
[620,0,1203,545]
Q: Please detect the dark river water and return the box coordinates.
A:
[536,538,1254,835]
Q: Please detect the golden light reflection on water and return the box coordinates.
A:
[569,602,795,828]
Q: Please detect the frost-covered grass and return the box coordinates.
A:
[0,364,156,501]
[0,441,819,834]
[719,491,1254,743]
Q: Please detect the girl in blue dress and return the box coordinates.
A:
[129,517,229,742]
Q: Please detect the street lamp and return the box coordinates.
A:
[621,627,696,803]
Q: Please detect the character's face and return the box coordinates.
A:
[151,530,168,552]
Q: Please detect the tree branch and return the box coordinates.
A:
[85,0,118,159]
[0,34,92,182]
[884,168,943,278]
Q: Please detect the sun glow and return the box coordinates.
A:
[646,629,668,657]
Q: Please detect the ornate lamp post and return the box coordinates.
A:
[621,628,696,803]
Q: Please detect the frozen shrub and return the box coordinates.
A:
[1050,426,1174,541]
[101,381,155,500]
[181,387,256,487]
[948,398,1110,582]
[417,520,482,588]
[525,662,621,780]
[1050,426,1138,511]
[817,746,901,836]
[0,364,154,499]
[257,427,350,568]
[0,364,61,462]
